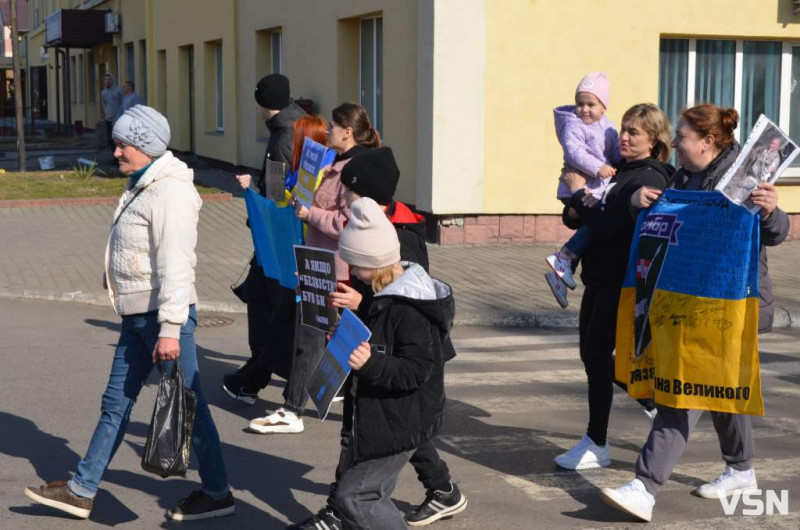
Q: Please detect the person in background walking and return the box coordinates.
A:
[115,81,143,121]
[100,74,122,156]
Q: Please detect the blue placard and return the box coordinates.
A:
[306,308,372,420]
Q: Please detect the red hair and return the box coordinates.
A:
[681,104,739,152]
[291,115,329,172]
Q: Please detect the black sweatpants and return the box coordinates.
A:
[578,285,620,447]
[242,261,296,390]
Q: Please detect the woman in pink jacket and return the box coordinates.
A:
[249,102,381,435]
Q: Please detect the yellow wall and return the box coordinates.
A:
[149,0,238,163]
[483,0,800,214]
[236,0,418,204]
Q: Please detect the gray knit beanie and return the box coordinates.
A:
[339,197,401,268]
[112,105,171,157]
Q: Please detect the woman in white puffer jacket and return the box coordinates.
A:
[24,105,234,522]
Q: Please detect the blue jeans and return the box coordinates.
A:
[68,306,229,499]
[560,197,589,257]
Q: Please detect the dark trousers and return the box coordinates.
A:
[282,308,327,414]
[328,431,451,510]
[333,444,413,530]
[241,262,296,390]
[578,285,620,447]
[635,406,754,496]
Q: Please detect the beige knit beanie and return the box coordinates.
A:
[339,197,401,268]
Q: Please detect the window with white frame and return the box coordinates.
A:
[140,40,147,103]
[215,41,224,131]
[125,42,134,87]
[70,56,77,102]
[660,38,800,175]
[271,30,282,74]
[359,16,382,134]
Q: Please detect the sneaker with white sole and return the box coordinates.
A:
[553,433,610,470]
[406,483,468,526]
[601,478,655,522]
[24,480,93,519]
[248,407,304,434]
[546,251,577,289]
[545,271,569,309]
[166,490,235,521]
[221,374,258,405]
[694,466,757,499]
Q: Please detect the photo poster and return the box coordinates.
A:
[715,115,800,214]
[294,245,339,332]
[264,160,287,202]
[306,308,372,421]
[294,137,335,208]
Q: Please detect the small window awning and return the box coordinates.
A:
[45,9,111,48]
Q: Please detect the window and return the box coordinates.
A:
[140,40,147,103]
[271,31,282,74]
[157,49,167,114]
[88,51,96,103]
[125,42,134,87]
[78,54,84,103]
[70,56,76,102]
[659,38,800,175]
[359,16,382,133]
[205,41,224,131]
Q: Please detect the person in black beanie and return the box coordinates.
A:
[223,74,306,405]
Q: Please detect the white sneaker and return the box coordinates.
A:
[644,407,657,426]
[248,407,305,434]
[694,466,757,499]
[601,478,655,522]
[545,271,569,309]
[546,251,577,289]
[553,433,610,470]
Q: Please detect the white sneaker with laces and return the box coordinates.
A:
[545,271,569,309]
[553,433,610,470]
[694,466,757,499]
[248,407,305,434]
[546,251,577,289]
[601,478,655,522]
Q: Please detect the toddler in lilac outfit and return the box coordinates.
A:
[545,72,622,308]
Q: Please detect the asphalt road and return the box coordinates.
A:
[1,298,798,529]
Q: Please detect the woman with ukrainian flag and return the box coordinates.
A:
[601,104,789,523]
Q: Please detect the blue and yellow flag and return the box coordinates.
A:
[244,188,304,290]
[616,189,764,415]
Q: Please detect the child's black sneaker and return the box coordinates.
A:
[406,483,467,526]
[166,490,235,521]
[222,373,258,405]
[288,506,342,529]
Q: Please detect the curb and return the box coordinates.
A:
[0,192,233,209]
[2,288,799,330]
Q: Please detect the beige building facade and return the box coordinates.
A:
[20,0,800,243]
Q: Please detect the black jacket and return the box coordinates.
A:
[351,264,454,462]
[256,102,306,197]
[669,144,789,332]
[565,157,673,288]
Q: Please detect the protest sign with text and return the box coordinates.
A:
[294,245,339,332]
[306,308,371,421]
[294,137,335,208]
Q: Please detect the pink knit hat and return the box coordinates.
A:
[576,72,610,109]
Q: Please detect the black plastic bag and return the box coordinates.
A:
[141,361,197,478]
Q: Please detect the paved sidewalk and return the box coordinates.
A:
[1,151,799,328]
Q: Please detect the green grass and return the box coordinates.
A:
[0,171,221,200]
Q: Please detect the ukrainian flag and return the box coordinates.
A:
[616,189,763,415]
[244,188,304,290]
